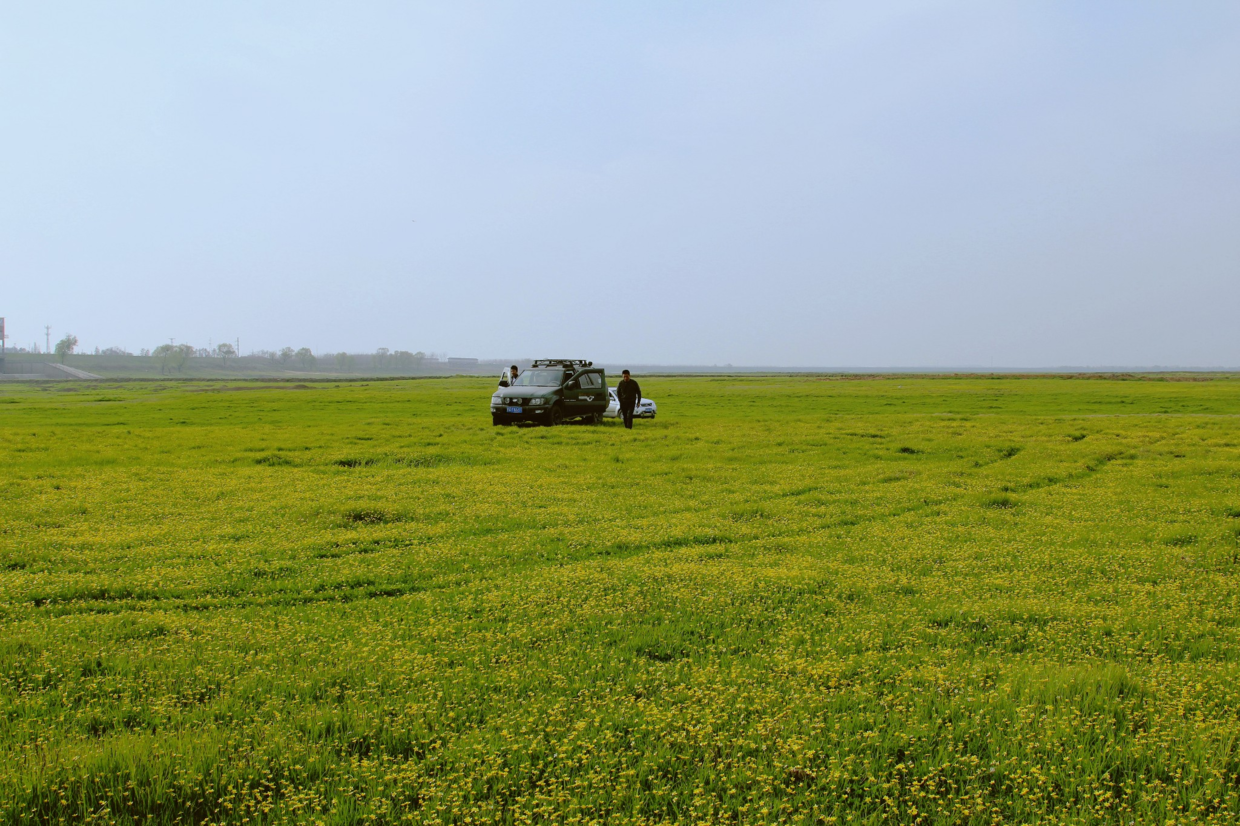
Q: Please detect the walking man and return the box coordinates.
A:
[615,369,642,430]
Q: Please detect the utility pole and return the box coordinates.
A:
[45,325,51,354]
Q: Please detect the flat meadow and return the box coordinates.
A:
[2,374,1239,825]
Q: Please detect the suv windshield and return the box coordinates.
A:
[513,369,564,387]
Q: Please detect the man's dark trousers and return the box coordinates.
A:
[621,405,635,429]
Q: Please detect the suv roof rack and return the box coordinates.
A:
[531,359,593,369]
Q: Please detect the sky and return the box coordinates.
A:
[2,1,1238,367]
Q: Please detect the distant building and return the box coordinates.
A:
[447,357,479,367]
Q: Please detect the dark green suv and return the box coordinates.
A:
[491,360,609,426]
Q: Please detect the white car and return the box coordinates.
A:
[604,388,657,419]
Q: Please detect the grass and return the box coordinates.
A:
[1,374,1240,824]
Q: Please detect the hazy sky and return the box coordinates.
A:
[3,2,1238,367]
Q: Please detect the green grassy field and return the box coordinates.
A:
[2,375,1240,825]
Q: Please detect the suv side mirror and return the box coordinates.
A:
[566,379,579,390]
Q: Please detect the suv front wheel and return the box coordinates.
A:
[546,404,564,427]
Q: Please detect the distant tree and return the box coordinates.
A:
[139,348,151,357]
[296,347,315,370]
[101,346,132,356]
[393,350,415,371]
[54,334,78,363]
[195,347,211,358]
[172,344,194,373]
[374,347,390,370]
[152,343,176,374]
[334,352,354,372]
[279,347,295,366]
[412,351,427,368]
[217,342,236,367]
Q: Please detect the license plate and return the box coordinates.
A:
[506,406,523,413]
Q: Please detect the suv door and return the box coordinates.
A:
[564,370,602,417]
[579,371,605,410]
[560,370,582,415]
[563,371,598,418]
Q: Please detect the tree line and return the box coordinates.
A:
[34,337,430,375]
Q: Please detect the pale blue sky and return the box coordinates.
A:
[3,2,1238,366]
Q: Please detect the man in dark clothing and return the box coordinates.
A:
[615,369,642,430]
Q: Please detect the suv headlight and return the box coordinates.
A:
[528,398,545,406]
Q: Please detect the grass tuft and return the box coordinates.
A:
[342,508,397,525]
